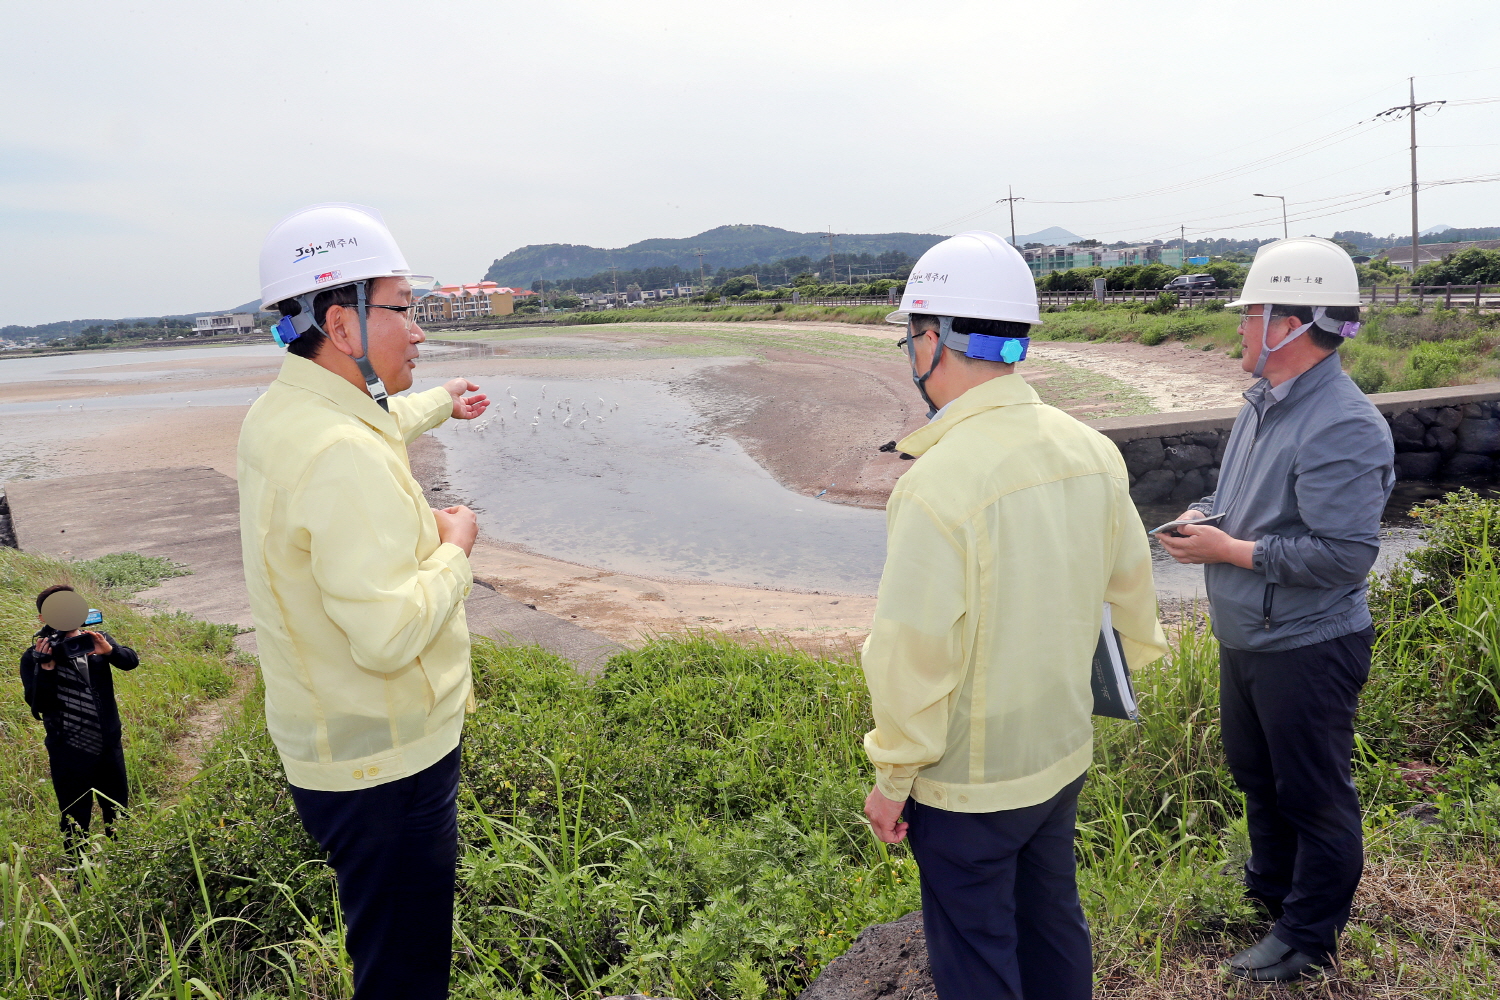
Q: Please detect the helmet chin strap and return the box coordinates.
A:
[1251,306,1324,380]
[903,317,954,418]
[352,281,389,411]
[902,316,1031,418]
[273,282,389,412]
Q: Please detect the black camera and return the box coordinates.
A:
[33,626,91,662]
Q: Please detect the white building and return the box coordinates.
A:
[193,313,256,336]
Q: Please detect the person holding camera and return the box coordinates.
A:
[20,584,139,858]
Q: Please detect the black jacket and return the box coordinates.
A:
[20,629,138,751]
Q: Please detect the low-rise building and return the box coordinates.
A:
[412,281,520,324]
[1380,240,1500,272]
[1023,244,1183,278]
[193,313,256,336]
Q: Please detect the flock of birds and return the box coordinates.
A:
[470,384,620,435]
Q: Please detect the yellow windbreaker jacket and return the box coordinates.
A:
[862,375,1167,813]
[238,355,474,791]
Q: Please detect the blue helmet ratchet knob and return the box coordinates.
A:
[965,333,1029,364]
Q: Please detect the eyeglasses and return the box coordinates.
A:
[366,303,420,327]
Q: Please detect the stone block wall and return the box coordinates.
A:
[1119,429,1230,505]
[1083,382,1500,506]
[1388,402,1500,479]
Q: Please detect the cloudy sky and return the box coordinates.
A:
[2,0,1497,326]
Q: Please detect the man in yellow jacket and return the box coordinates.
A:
[862,232,1166,1000]
[239,204,490,1000]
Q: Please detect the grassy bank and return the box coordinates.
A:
[3,494,1500,995]
[1035,301,1500,393]
[448,303,895,331]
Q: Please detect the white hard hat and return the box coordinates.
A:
[888,230,1041,326]
[1225,236,1360,309]
[259,203,431,311]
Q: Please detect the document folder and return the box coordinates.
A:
[1092,604,1140,722]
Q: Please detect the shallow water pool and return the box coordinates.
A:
[425,375,889,594]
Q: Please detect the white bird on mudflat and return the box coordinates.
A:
[562,415,572,427]
[579,417,588,430]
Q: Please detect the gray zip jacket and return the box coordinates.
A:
[1190,352,1394,652]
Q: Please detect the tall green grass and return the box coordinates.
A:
[9,493,1500,995]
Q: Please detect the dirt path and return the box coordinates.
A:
[163,648,259,791]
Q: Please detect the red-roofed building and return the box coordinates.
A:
[414,281,528,324]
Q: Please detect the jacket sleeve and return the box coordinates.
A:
[1254,417,1393,589]
[860,491,968,802]
[388,386,453,444]
[293,436,472,674]
[1105,476,1170,671]
[20,650,57,720]
[1189,493,1216,516]
[101,633,139,671]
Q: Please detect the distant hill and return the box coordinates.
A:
[484,224,947,285]
[1014,226,1081,246]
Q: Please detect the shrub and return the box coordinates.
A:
[1349,353,1390,393]
[1141,292,1180,316]
[1412,247,1500,286]
[1392,339,1470,391]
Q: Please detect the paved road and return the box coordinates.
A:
[5,466,623,673]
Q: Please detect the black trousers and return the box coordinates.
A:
[48,740,128,854]
[906,773,1092,1000]
[290,746,461,1000]
[1220,629,1373,962]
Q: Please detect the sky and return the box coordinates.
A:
[2,0,1498,327]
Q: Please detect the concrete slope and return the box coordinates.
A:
[4,467,623,671]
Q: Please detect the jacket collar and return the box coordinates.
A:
[897,374,1041,457]
[1244,350,1342,412]
[275,353,398,439]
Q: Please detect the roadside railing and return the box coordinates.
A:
[1365,283,1500,309]
[1036,289,1231,308]
[584,295,896,310]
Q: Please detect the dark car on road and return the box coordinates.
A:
[1164,274,1216,291]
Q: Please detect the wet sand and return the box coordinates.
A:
[0,326,1256,646]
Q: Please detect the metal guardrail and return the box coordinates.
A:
[1037,289,1230,308]
[1366,283,1500,309]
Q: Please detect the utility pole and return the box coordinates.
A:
[1181,224,1186,266]
[821,228,836,283]
[608,262,620,303]
[1253,194,1288,239]
[1377,79,1445,276]
[694,249,708,295]
[997,187,1024,246]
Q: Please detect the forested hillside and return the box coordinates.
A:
[484,224,944,285]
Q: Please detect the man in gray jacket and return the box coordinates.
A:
[1159,237,1394,982]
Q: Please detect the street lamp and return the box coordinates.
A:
[1253,194,1288,240]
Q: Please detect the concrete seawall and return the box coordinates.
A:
[1087,382,1500,505]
